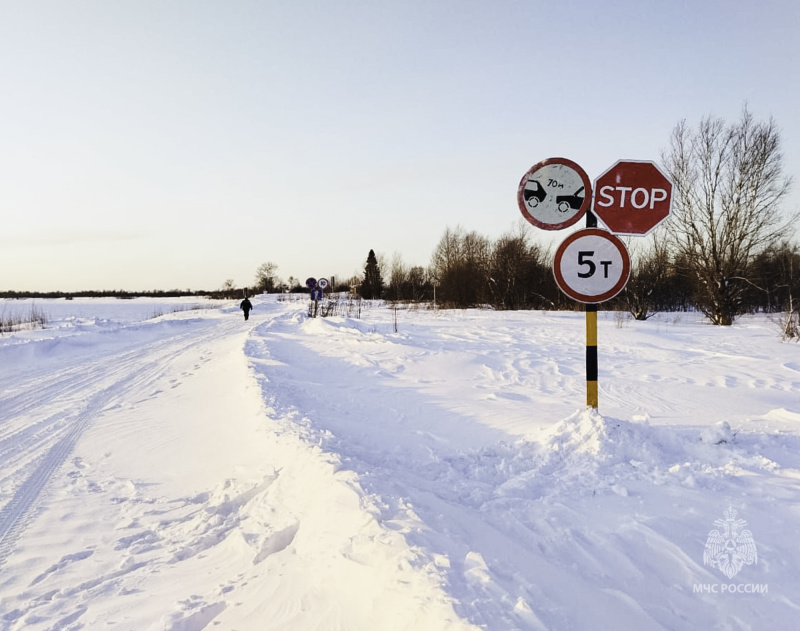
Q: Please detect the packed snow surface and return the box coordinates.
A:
[1,296,799,630]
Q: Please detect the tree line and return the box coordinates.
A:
[0,288,219,300]
[357,228,799,316]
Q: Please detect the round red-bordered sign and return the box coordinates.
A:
[553,228,630,303]
[517,157,592,231]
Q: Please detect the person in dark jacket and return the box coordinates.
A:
[240,296,253,321]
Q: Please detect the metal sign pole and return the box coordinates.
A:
[585,209,599,409]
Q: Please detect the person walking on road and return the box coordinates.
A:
[240,296,253,321]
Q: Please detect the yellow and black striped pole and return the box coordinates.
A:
[585,210,599,408]
[586,303,598,408]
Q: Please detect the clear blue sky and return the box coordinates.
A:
[1,0,798,291]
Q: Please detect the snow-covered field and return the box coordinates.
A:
[1,295,799,630]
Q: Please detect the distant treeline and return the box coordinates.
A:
[375,226,800,322]
[1,289,219,300]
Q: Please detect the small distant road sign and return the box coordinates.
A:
[592,160,673,235]
[305,277,317,289]
[553,228,630,303]
[317,278,329,290]
[517,157,592,231]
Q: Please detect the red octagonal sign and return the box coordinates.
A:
[592,160,673,236]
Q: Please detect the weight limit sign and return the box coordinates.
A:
[553,229,630,303]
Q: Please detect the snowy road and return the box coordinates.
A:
[0,317,228,568]
[1,296,800,630]
[0,302,474,630]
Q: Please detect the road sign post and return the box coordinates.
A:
[554,224,630,410]
[585,301,598,408]
[306,277,322,317]
[517,156,666,411]
[585,211,598,408]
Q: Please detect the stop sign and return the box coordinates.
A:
[592,160,673,236]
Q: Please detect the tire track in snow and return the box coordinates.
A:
[0,361,113,423]
[0,320,226,569]
[0,382,126,567]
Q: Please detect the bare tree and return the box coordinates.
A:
[488,224,550,310]
[285,276,300,293]
[386,252,430,302]
[387,252,408,301]
[255,262,279,293]
[773,241,800,340]
[620,233,673,320]
[661,107,793,324]
[407,265,428,302]
[750,240,800,339]
[430,226,490,307]
[221,279,237,299]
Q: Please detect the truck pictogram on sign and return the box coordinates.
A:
[556,186,586,213]
[522,180,547,208]
[517,158,592,231]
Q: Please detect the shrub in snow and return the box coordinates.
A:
[699,421,733,444]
